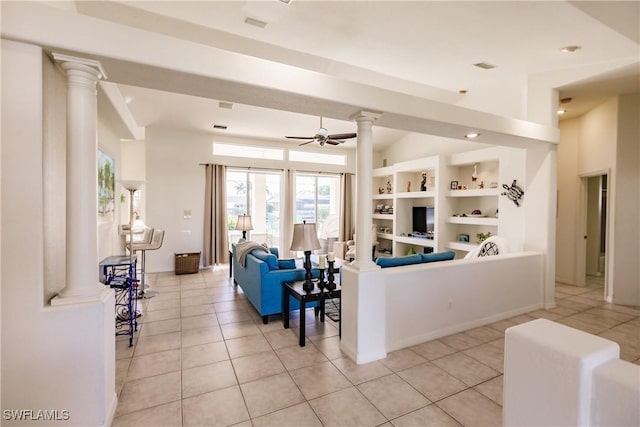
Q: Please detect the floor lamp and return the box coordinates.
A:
[119,180,145,295]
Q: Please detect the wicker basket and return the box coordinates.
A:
[175,252,200,275]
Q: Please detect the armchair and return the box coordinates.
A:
[344,224,379,261]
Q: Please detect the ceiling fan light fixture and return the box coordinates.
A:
[244,17,267,28]
[317,128,328,138]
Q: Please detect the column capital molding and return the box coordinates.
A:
[350,110,382,122]
[51,52,107,80]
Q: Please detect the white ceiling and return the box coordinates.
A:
[76,1,639,149]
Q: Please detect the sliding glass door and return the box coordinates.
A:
[295,173,341,252]
[226,170,281,249]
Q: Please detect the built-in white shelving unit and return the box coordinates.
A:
[371,146,526,258]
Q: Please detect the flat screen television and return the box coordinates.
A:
[412,206,434,234]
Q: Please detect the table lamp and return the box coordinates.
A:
[290,221,321,292]
[235,214,253,239]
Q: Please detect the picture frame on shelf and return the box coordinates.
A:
[458,233,470,242]
[450,180,459,190]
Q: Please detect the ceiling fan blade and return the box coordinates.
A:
[325,139,343,145]
[286,136,314,140]
[328,133,357,139]
[298,140,315,146]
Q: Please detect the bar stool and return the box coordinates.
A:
[128,228,165,298]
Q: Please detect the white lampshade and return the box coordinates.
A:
[119,180,145,191]
[235,214,254,231]
[290,222,321,251]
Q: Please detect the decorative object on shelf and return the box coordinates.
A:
[502,179,524,206]
[407,180,411,192]
[290,221,321,292]
[471,163,478,189]
[490,181,498,188]
[407,247,416,255]
[495,209,499,218]
[450,180,459,190]
[235,213,253,239]
[386,180,392,194]
[477,231,492,243]
[479,181,485,189]
[420,171,427,191]
[459,233,470,242]
[378,186,385,194]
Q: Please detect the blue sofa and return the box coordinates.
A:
[374,251,456,268]
[232,244,319,324]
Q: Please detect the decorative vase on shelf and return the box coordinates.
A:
[471,163,478,189]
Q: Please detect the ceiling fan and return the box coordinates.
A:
[285,117,357,146]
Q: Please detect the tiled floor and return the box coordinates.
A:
[113,268,640,427]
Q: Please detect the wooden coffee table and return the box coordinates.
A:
[282,280,341,347]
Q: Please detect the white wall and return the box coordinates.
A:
[384,252,544,351]
[555,95,639,305]
[144,126,356,272]
[2,39,116,427]
[556,118,580,284]
[611,94,640,304]
[375,132,489,168]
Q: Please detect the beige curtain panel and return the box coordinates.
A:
[340,173,355,242]
[203,164,228,266]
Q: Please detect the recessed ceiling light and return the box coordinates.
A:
[244,17,267,28]
[218,101,233,109]
[212,124,228,130]
[473,62,496,70]
[124,96,133,104]
[560,45,581,53]
[557,109,567,115]
[465,132,480,139]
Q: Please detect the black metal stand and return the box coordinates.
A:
[302,250,314,292]
[100,255,139,346]
[326,260,336,291]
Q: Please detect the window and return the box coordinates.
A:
[295,173,341,251]
[226,170,281,249]
[289,150,345,166]
[214,142,283,160]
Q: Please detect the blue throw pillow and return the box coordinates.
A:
[420,251,456,263]
[269,247,280,258]
[251,250,279,270]
[277,258,296,269]
[375,254,422,268]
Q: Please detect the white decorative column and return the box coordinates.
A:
[52,53,110,304]
[352,111,381,270]
[341,111,386,364]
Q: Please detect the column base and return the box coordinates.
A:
[348,260,380,272]
[51,283,111,306]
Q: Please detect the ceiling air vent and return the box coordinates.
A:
[218,102,233,110]
[212,124,228,130]
[244,17,267,28]
[473,62,496,70]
